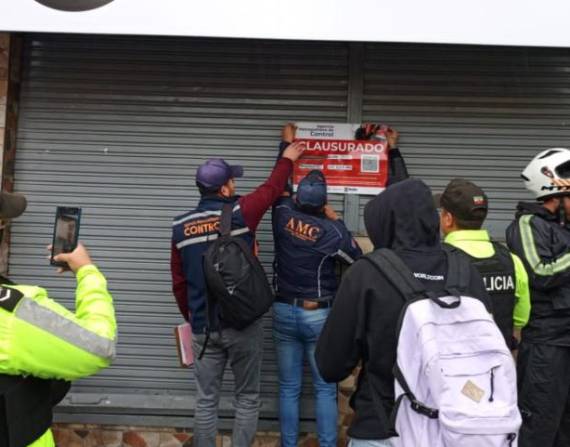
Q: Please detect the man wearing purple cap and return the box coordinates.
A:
[170,139,304,447]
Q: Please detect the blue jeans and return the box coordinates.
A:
[272,302,338,447]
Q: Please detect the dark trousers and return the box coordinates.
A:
[517,342,570,447]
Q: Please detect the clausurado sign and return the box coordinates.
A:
[292,123,388,195]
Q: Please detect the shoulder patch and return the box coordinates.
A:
[0,287,24,312]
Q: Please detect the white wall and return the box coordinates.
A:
[2,0,570,48]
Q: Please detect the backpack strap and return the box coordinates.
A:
[219,203,234,237]
[434,245,472,309]
[390,363,439,428]
[445,247,470,292]
[199,204,233,359]
[363,249,428,302]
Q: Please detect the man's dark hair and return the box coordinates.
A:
[298,203,324,216]
[452,208,486,230]
[197,182,220,196]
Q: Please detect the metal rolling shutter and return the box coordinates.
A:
[12,34,349,428]
[361,44,570,238]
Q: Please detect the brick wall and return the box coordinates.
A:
[0,32,22,275]
[53,425,321,447]
[0,33,8,139]
[0,33,10,185]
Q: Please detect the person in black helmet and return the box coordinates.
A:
[506,148,570,447]
[271,168,362,447]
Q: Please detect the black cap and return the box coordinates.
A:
[434,178,488,226]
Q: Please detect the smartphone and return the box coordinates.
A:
[50,206,81,267]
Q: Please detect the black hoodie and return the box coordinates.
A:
[315,178,491,440]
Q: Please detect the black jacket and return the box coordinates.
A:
[315,178,491,440]
[386,148,409,186]
[506,201,570,346]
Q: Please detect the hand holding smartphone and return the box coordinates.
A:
[50,207,81,268]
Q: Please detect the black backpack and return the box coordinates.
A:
[201,203,273,354]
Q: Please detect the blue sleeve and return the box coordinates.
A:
[330,220,363,264]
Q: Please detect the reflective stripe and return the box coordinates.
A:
[15,298,116,360]
[336,249,355,264]
[175,227,250,249]
[330,223,355,263]
[519,214,570,275]
[172,204,241,226]
[330,223,343,239]
[317,255,331,298]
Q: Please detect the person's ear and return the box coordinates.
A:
[440,209,455,233]
[219,185,229,197]
[546,197,561,209]
[219,179,233,198]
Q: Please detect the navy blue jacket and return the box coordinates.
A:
[172,196,254,333]
[272,197,362,300]
[171,158,294,333]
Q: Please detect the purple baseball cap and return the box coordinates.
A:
[196,159,244,189]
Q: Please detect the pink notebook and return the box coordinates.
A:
[174,322,194,367]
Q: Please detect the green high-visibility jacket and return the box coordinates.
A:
[0,264,117,447]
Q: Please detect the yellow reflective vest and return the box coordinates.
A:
[0,265,117,447]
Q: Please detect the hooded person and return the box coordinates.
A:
[0,191,117,447]
[271,169,362,447]
[506,148,570,447]
[315,178,491,447]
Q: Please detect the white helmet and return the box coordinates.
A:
[522,148,570,199]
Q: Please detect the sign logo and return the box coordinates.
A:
[285,217,321,242]
[541,166,554,178]
[472,195,486,206]
[34,0,115,12]
[184,217,220,237]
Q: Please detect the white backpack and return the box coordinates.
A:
[365,249,521,447]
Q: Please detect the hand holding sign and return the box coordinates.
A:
[282,123,297,144]
[282,141,306,162]
[386,127,400,150]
